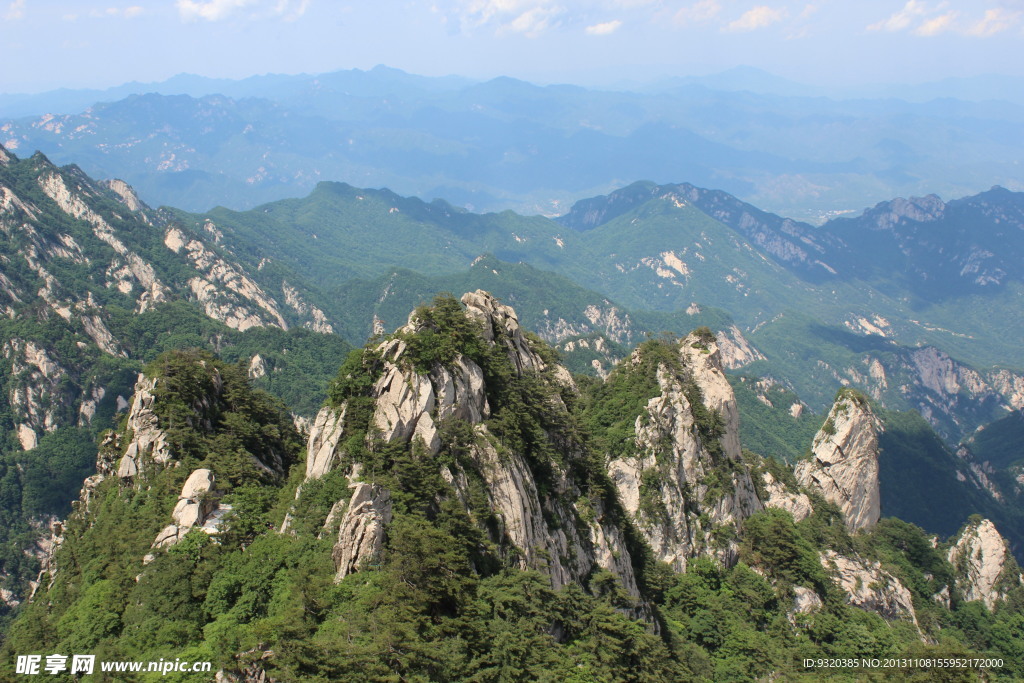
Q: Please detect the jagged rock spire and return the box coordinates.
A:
[948,518,1022,610]
[796,390,881,532]
[607,331,762,571]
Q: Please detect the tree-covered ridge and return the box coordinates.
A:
[1,294,1023,681]
[0,350,304,677]
[580,336,688,459]
[0,303,348,615]
[0,145,353,611]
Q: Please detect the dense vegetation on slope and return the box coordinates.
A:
[4,299,1022,681]
[0,303,349,616]
[877,408,1024,545]
[325,256,734,351]
[729,375,821,463]
[965,409,1024,471]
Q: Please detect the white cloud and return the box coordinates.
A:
[585,18,621,35]
[913,10,957,35]
[724,5,784,32]
[275,0,309,21]
[4,0,25,21]
[867,3,1020,38]
[798,3,818,20]
[176,0,307,22]
[84,5,146,19]
[450,0,566,36]
[967,7,1020,36]
[506,5,562,36]
[673,0,720,26]
[867,0,927,32]
[177,0,256,21]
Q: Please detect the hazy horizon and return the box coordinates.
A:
[3,0,1022,94]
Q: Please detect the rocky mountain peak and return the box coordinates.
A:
[605,331,762,570]
[948,518,1022,610]
[460,289,547,375]
[678,329,744,461]
[866,194,946,229]
[296,292,643,596]
[795,390,881,532]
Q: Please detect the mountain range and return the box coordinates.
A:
[3,66,1023,222]
[1,135,1023,678]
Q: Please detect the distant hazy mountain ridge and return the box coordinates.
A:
[4,66,1023,221]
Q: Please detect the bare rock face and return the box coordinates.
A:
[608,333,762,571]
[821,550,918,626]
[153,469,229,549]
[760,471,813,522]
[796,392,881,532]
[948,518,1021,610]
[332,483,392,580]
[715,325,766,370]
[305,406,347,481]
[165,226,288,332]
[463,429,639,593]
[282,281,335,334]
[371,338,443,452]
[790,586,823,621]
[3,339,68,450]
[117,374,173,478]
[462,289,543,375]
[248,354,268,379]
[172,469,217,527]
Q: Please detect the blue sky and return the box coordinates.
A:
[3,0,1023,92]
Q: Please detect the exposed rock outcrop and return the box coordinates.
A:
[117,374,173,477]
[716,325,766,369]
[3,339,67,449]
[796,392,881,532]
[37,168,170,312]
[165,226,288,332]
[948,518,1021,610]
[760,471,813,522]
[821,550,918,626]
[305,406,347,481]
[152,469,229,549]
[282,281,335,334]
[248,354,267,379]
[607,333,762,571]
[790,586,823,621]
[332,483,392,580]
[295,291,644,597]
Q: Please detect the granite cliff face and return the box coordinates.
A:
[759,470,813,522]
[0,144,339,453]
[820,551,918,626]
[296,291,643,596]
[796,391,881,532]
[606,333,763,571]
[116,374,176,478]
[948,518,1022,610]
